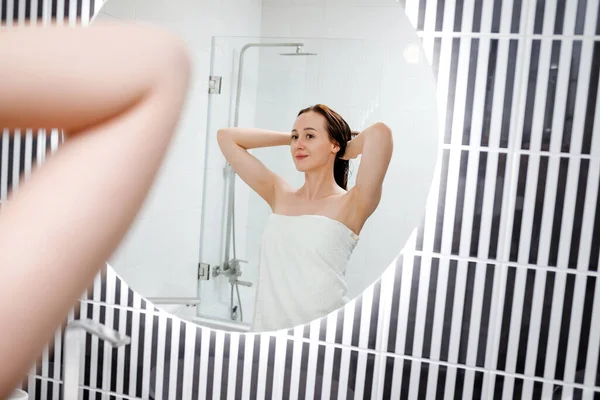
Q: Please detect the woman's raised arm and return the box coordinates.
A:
[0,22,191,397]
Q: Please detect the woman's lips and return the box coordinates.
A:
[295,155,308,160]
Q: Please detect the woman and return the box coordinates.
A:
[217,104,393,332]
[0,22,191,397]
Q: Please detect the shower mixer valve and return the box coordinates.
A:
[213,258,247,277]
[211,258,253,287]
[226,258,247,270]
[223,258,247,276]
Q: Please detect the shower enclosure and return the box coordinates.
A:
[193,36,321,328]
[216,42,317,324]
[191,36,391,329]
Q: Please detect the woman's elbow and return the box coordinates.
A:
[217,128,231,142]
[216,129,231,151]
[217,128,243,153]
[374,122,392,135]
[374,122,393,146]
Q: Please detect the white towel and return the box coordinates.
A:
[251,214,359,332]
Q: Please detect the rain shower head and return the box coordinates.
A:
[279,45,317,56]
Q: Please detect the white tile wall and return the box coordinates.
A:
[262,1,415,40]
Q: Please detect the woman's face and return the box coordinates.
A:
[291,111,339,172]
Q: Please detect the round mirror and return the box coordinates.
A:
[94,0,440,333]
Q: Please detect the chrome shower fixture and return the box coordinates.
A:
[279,45,317,56]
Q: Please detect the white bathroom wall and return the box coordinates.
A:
[256,0,438,299]
[102,0,263,300]
[261,0,413,39]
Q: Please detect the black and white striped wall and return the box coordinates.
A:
[1,0,600,398]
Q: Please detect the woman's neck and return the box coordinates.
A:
[298,168,341,200]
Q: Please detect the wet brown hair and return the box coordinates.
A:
[297,104,358,190]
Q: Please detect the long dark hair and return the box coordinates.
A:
[297,104,357,190]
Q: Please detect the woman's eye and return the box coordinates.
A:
[307,134,313,139]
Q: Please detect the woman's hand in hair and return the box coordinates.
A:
[340,131,364,160]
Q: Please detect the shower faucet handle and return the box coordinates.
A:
[227,258,248,270]
[221,259,248,278]
[228,275,253,287]
[234,279,253,287]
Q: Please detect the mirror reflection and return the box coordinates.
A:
[96,2,439,333]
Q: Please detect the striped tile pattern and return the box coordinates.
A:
[382,357,488,400]
[2,0,600,399]
[380,255,503,369]
[73,304,381,400]
[418,37,522,148]
[516,38,600,156]
[489,374,600,400]
[493,267,600,386]
[0,0,99,25]
[403,0,528,34]
[507,155,600,270]
[0,129,61,202]
[410,148,512,259]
